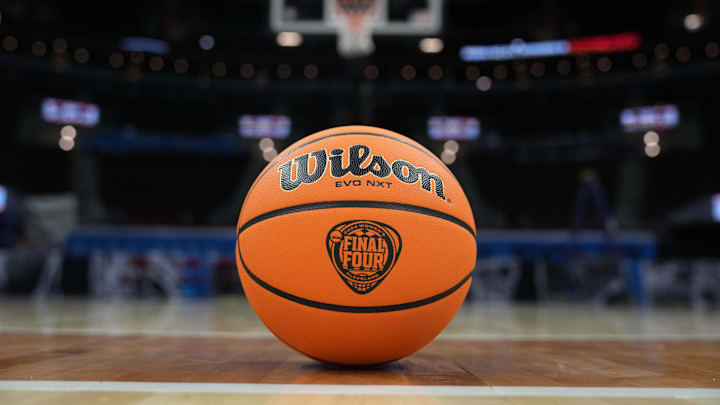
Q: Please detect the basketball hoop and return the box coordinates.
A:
[270,0,442,59]
[332,0,381,58]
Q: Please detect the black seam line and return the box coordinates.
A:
[238,201,476,237]
[237,239,473,314]
[247,131,452,197]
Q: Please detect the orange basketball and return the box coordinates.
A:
[236,125,476,365]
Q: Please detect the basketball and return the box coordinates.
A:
[236,125,476,365]
[7,1,720,402]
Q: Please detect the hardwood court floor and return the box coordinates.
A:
[1,298,719,404]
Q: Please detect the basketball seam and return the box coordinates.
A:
[237,200,476,237]
[236,239,473,313]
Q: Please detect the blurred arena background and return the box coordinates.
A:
[2,1,720,403]
[0,0,719,308]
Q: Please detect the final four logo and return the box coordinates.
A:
[326,220,402,294]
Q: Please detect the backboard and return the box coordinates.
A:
[270,0,442,57]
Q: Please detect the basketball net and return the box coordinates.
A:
[332,0,380,58]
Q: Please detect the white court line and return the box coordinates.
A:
[1,381,719,398]
[2,326,720,341]
[436,333,720,341]
[0,326,274,339]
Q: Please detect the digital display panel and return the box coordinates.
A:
[120,37,170,54]
[460,32,641,62]
[0,185,7,214]
[620,104,679,132]
[238,115,291,139]
[41,98,100,127]
[428,116,480,140]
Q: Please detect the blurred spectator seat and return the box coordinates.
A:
[66,227,235,297]
[648,259,720,309]
[535,253,628,305]
[476,230,657,305]
[0,247,48,294]
[692,260,720,309]
[470,256,521,303]
[89,251,182,298]
[0,250,7,291]
[11,193,79,298]
[24,194,78,245]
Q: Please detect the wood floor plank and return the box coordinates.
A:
[2,391,720,405]
[447,340,720,388]
[1,333,719,388]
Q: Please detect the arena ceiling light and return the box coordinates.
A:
[199,34,215,51]
[460,32,641,62]
[684,14,703,32]
[644,143,661,158]
[276,32,303,47]
[643,131,659,146]
[441,140,460,165]
[419,38,443,53]
[475,76,492,91]
[58,136,75,152]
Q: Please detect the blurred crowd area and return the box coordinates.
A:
[0,1,718,305]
